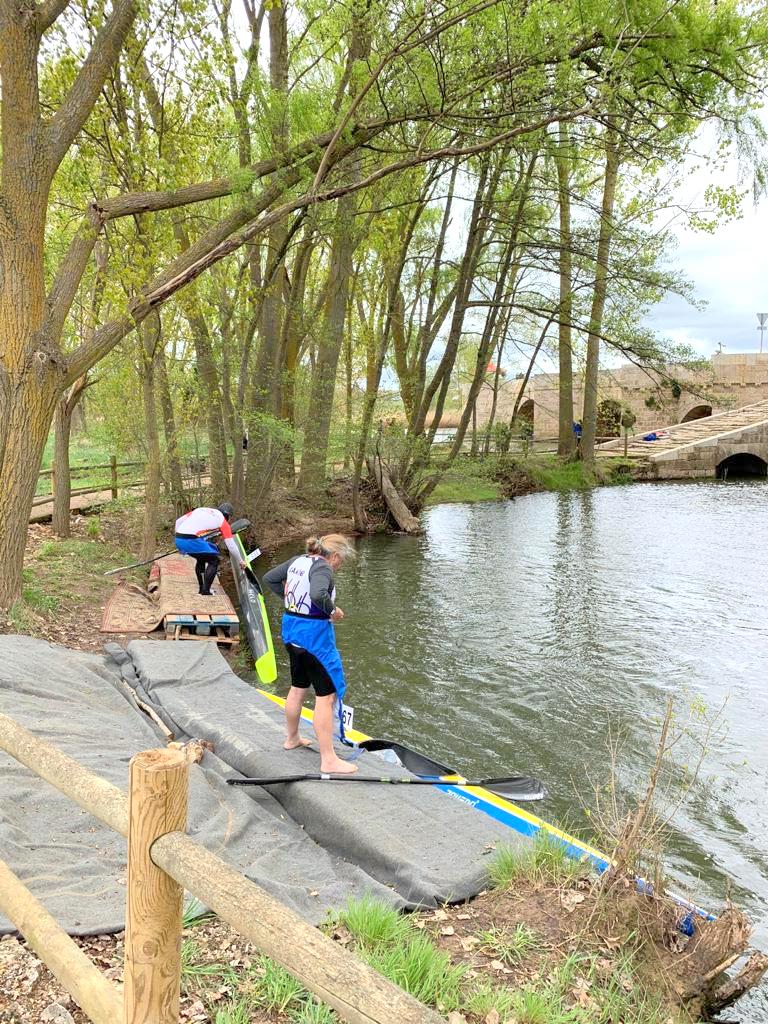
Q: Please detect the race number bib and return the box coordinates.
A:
[341,702,354,731]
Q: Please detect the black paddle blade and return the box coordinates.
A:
[356,739,546,801]
[357,738,453,776]
[478,776,546,802]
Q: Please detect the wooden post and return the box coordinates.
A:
[124,748,189,1024]
[110,454,118,498]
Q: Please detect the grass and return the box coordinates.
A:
[337,894,412,949]
[178,890,684,1024]
[254,957,307,1012]
[424,452,635,508]
[7,534,137,635]
[488,831,587,889]
[426,462,503,505]
[479,922,542,965]
[364,934,466,1010]
[463,978,518,1018]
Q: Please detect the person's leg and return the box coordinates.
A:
[302,649,356,772]
[313,694,357,774]
[193,556,206,594]
[283,646,312,750]
[201,555,219,595]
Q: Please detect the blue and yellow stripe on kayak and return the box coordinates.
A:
[256,689,609,871]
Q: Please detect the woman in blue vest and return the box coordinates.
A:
[263,534,357,774]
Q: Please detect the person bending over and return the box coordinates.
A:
[263,534,357,774]
[174,502,241,596]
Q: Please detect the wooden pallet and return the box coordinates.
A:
[164,613,240,644]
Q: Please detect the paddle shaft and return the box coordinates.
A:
[104,520,251,575]
[228,773,541,792]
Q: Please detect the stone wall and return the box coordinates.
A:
[474,353,768,437]
[649,419,768,479]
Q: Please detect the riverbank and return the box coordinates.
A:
[2,832,763,1024]
[426,454,635,506]
[2,487,766,1023]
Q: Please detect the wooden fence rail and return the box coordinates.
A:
[38,461,146,478]
[0,713,444,1024]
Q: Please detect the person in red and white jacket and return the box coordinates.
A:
[174,502,241,596]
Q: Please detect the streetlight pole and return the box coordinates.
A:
[757,313,768,353]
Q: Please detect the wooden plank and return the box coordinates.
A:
[195,614,212,636]
[152,832,445,1024]
[166,627,239,645]
[0,859,123,1024]
[0,714,442,1024]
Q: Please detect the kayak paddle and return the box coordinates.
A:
[104,518,252,575]
[227,772,546,801]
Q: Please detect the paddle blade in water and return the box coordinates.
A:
[476,776,546,802]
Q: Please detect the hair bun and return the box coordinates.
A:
[305,536,321,554]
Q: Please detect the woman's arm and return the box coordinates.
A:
[262,558,294,597]
[308,561,336,616]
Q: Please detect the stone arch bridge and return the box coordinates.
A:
[596,399,768,480]
[473,352,768,479]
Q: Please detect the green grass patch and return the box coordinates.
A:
[177,891,680,1024]
[33,537,123,577]
[524,455,604,492]
[489,831,586,889]
[425,462,502,506]
[364,934,466,1010]
[463,978,518,1018]
[337,895,465,1010]
[479,922,542,965]
[337,894,412,949]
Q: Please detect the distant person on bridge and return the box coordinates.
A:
[174,502,242,596]
[263,534,358,775]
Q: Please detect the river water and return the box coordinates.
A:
[268,480,768,1018]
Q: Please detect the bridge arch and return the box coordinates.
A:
[681,403,713,423]
[716,452,768,480]
[512,398,535,430]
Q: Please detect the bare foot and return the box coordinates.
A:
[320,758,358,775]
[284,736,313,750]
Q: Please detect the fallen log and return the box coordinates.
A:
[367,456,421,534]
[706,952,768,1014]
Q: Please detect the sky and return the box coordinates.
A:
[642,122,768,358]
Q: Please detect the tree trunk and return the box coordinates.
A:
[366,456,421,534]
[0,77,60,606]
[297,194,357,494]
[555,124,576,458]
[276,226,314,484]
[243,0,290,507]
[51,379,87,538]
[482,323,510,456]
[343,321,353,470]
[581,128,620,466]
[157,351,186,511]
[52,401,73,538]
[139,317,163,562]
[0,376,60,609]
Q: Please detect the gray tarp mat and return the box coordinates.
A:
[127,640,521,906]
[0,635,402,935]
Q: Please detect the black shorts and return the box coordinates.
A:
[285,644,336,697]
